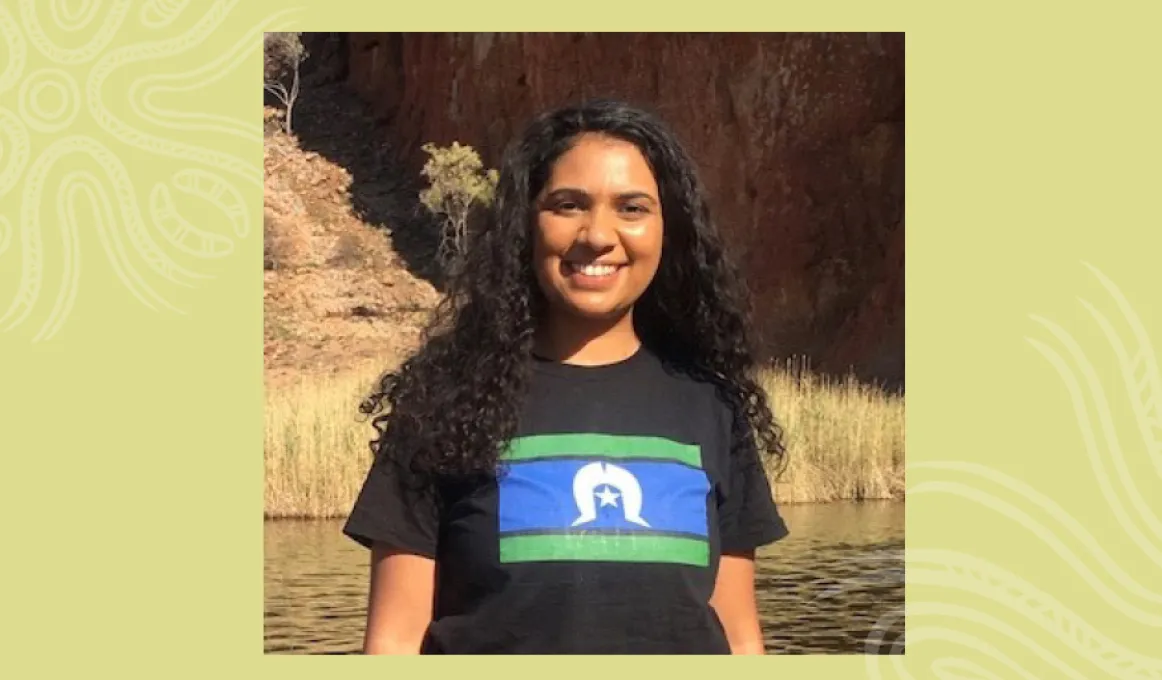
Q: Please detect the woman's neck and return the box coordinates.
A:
[533,310,641,366]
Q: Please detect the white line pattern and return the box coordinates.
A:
[868,263,1162,676]
[0,2,302,342]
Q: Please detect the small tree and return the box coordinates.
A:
[418,141,499,272]
[263,32,307,136]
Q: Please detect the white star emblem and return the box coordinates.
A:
[595,485,620,507]
[571,462,650,528]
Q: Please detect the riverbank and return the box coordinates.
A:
[264,358,904,519]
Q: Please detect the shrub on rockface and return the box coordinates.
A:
[264,32,308,136]
[418,141,499,273]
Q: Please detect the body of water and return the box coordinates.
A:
[264,500,904,654]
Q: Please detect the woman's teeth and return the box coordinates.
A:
[571,263,618,276]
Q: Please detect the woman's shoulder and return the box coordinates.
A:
[648,352,740,417]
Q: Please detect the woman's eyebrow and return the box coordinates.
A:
[616,191,658,205]
[543,187,588,198]
[541,187,658,205]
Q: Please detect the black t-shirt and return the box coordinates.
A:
[343,346,789,654]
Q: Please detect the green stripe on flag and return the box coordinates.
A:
[501,433,702,468]
[499,534,709,566]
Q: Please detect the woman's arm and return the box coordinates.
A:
[362,543,437,654]
[709,552,766,654]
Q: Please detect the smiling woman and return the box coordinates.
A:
[344,99,789,655]
[532,133,664,361]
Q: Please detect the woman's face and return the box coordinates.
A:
[532,133,664,322]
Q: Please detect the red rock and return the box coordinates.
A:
[332,32,904,387]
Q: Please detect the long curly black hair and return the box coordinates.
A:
[360,99,786,484]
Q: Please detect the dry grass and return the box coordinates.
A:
[762,358,905,504]
[265,360,385,519]
[264,358,905,519]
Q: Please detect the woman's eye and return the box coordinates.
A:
[555,201,580,212]
[621,204,648,216]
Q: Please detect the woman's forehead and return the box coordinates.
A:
[545,135,658,195]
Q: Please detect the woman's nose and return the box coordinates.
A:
[577,208,617,250]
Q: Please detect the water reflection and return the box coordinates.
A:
[754,501,905,654]
[264,501,904,654]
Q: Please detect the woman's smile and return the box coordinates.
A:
[561,260,627,290]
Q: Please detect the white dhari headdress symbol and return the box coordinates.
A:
[571,461,651,528]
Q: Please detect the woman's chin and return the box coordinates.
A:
[555,296,631,322]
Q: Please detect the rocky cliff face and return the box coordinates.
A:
[322,32,904,387]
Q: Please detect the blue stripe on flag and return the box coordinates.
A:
[498,459,710,537]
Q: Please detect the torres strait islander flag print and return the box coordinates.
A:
[497,433,712,566]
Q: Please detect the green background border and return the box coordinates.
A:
[3,2,1162,674]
